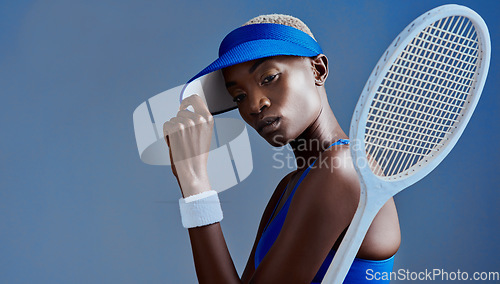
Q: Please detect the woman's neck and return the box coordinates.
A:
[289,90,347,170]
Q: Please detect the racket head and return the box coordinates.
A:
[349,4,491,195]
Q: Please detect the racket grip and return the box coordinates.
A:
[321,191,384,284]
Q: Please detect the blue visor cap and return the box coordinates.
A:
[181,23,323,115]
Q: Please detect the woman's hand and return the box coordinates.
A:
[163,94,214,198]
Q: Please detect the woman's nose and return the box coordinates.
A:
[249,92,271,115]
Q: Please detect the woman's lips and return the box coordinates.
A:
[257,117,281,134]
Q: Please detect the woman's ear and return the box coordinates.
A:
[311,54,329,86]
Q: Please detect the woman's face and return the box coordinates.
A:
[222,56,322,146]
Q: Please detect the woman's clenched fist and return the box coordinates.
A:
[163,94,214,197]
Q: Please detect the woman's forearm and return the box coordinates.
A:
[181,176,241,283]
[188,223,241,284]
[163,96,243,282]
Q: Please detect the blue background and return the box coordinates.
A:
[1,0,498,283]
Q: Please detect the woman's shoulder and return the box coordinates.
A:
[295,145,400,260]
[287,144,361,225]
[309,143,359,192]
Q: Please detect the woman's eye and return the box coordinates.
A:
[233,94,246,103]
[262,74,278,84]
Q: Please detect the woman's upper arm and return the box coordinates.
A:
[249,161,360,283]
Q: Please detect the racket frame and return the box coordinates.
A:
[322,4,490,283]
[351,4,491,193]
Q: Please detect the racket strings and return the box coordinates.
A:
[365,18,454,175]
[381,16,476,176]
[376,15,478,176]
[392,59,475,91]
[364,15,480,178]
[364,20,439,174]
[418,28,478,67]
[369,85,461,127]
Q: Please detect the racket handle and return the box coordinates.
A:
[321,189,385,284]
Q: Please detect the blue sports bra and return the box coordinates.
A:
[254,139,395,283]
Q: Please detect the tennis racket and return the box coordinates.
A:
[322,4,490,283]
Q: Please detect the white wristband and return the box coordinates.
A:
[179,190,223,228]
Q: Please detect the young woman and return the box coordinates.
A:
[164,14,400,283]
